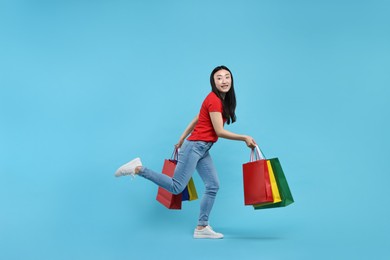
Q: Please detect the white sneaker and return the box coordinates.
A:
[114,157,142,177]
[193,226,224,239]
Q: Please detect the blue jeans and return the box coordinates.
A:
[138,140,219,226]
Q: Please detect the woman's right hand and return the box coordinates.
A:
[244,136,257,149]
[175,138,185,149]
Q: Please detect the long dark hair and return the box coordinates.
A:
[210,65,237,125]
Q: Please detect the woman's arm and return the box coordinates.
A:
[210,112,256,148]
[176,115,199,148]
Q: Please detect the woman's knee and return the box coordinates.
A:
[205,182,219,195]
[171,182,186,195]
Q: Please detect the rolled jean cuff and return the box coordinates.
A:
[137,166,146,175]
[198,221,208,226]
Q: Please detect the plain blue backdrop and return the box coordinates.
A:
[1,0,389,259]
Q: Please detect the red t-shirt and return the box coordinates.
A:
[187,92,226,142]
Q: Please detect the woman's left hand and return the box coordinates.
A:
[244,136,257,149]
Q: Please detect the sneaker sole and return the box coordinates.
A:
[193,234,224,239]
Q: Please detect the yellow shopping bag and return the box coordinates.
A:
[267,160,282,203]
[187,178,198,201]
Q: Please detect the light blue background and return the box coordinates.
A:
[1,0,389,259]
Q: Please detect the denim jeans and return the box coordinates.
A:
[138,140,219,226]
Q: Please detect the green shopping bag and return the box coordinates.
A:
[253,157,294,210]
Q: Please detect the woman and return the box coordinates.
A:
[115,65,256,239]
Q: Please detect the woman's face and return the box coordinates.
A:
[213,69,232,94]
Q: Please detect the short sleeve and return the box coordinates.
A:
[207,93,223,113]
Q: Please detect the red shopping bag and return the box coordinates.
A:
[243,147,273,205]
[156,148,182,209]
[156,159,182,209]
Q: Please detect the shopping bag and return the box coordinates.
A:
[267,160,282,203]
[156,148,198,209]
[187,178,198,200]
[242,147,273,205]
[182,186,190,201]
[156,158,182,209]
[182,177,198,201]
[253,156,294,210]
[251,159,282,207]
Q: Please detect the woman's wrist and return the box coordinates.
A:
[241,135,249,142]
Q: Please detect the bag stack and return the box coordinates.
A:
[243,146,294,209]
[156,148,198,210]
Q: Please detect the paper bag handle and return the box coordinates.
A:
[171,147,179,161]
[250,145,266,161]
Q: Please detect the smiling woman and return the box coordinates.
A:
[210,65,237,125]
[1,0,389,258]
[214,69,232,94]
[114,65,257,239]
